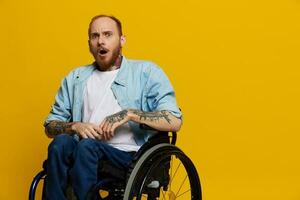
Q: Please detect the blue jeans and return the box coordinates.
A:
[44,134,134,200]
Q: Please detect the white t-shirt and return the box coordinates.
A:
[82,69,140,152]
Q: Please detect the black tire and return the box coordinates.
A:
[29,170,46,200]
[123,144,201,200]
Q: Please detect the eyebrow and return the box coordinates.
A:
[90,30,113,35]
[102,30,113,34]
[90,32,100,36]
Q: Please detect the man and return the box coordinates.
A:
[44,14,182,200]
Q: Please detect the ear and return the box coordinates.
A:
[120,35,126,47]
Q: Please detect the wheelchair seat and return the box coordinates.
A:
[29,132,201,200]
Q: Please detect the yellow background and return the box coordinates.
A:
[0,0,299,199]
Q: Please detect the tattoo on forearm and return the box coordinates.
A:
[106,110,128,124]
[45,121,74,136]
[132,110,171,124]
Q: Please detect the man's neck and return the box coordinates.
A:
[96,55,123,71]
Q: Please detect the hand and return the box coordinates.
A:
[99,110,131,140]
[71,122,102,139]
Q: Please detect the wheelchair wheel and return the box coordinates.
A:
[29,170,46,200]
[123,144,201,200]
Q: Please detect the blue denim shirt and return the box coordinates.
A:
[44,57,182,145]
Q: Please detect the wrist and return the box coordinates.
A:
[127,109,137,122]
[70,122,79,133]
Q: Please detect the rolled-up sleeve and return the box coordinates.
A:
[145,65,182,118]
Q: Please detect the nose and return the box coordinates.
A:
[97,35,105,45]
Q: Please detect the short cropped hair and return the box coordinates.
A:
[88,15,123,37]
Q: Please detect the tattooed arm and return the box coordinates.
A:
[46,110,181,140]
[99,109,182,140]
[128,110,181,131]
[45,120,102,139]
[45,120,74,138]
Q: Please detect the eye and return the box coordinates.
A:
[90,33,99,40]
[104,32,112,37]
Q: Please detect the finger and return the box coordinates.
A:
[89,127,98,137]
[111,124,118,137]
[99,120,108,140]
[99,119,105,130]
[90,127,101,140]
[106,123,114,139]
[102,121,110,140]
[97,124,104,140]
[87,125,98,134]
[84,130,95,139]
[102,120,109,132]
[99,124,107,140]
[96,133,102,140]
[92,124,102,134]
[103,128,110,140]
[111,121,122,135]
[79,132,88,139]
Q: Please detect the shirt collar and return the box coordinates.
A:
[113,56,129,86]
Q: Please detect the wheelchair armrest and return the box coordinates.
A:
[132,129,177,162]
[139,124,177,145]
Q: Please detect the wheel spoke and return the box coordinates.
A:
[169,155,173,191]
[176,189,191,198]
[175,175,188,197]
[169,161,181,186]
[141,193,148,199]
[160,187,167,200]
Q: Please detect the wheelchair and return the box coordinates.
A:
[29,131,201,200]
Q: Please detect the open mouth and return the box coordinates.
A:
[98,49,108,56]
